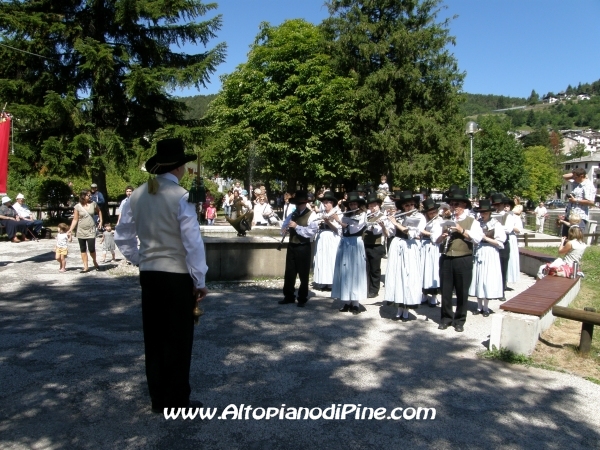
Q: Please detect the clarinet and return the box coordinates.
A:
[277,209,300,251]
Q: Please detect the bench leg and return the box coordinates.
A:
[579,322,594,355]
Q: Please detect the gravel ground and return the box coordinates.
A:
[0,238,599,450]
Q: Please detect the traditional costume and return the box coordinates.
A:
[469,199,506,316]
[420,198,442,307]
[363,192,394,298]
[433,188,483,331]
[279,191,318,307]
[115,138,208,413]
[384,191,425,321]
[332,192,368,314]
[312,191,342,290]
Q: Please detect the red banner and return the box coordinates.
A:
[0,115,10,194]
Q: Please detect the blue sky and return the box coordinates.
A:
[177,0,600,98]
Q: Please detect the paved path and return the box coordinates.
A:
[1,239,599,449]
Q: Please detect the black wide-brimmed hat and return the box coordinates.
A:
[343,191,366,208]
[393,190,418,208]
[320,191,338,204]
[145,138,196,175]
[421,198,439,213]
[445,188,472,209]
[365,192,383,205]
[290,190,310,204]
[489,192,504,205]
[474,199,494,213]
[442,184,461,201]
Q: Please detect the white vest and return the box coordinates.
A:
[130,178,189,274]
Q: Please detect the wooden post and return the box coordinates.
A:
[524,233,529,247]
[580,322,594,355]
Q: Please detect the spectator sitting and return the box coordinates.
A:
[537,225,587,279]
[0,196,30,243]
[13,193,44,238]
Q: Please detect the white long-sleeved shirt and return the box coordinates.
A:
[281,206,318,239]
[431,209,484,245]
[114,173,208,289]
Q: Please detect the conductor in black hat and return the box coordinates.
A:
[115,138,208,413]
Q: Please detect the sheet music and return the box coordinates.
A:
[404,217,423,228]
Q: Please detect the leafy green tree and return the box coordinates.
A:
[527,89,539,105]
[203,19,358,190]
[0,0,225,213]
[321,0,466,189]
[472,116,528,197]
[521,127,549,148]
[522,145,561,202]
[569,143,589,159]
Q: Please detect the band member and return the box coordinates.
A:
[385,191,425,321]
[469,199,506,316]
[114,138,208,413]
[420,198,442,307]
[313,191,342,291]
[490,193,511,300]
[279,191,318,307]
[433,188,483,332]
[363,193,393,298]
[332,192,368,314]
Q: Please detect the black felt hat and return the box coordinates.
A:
[365,192,383,205]
[145,138,196,175]
[392,190,419,209]
[421,198,439,213]
[445,188,472,209]
[474,199,494,213]
[290,190,310,204]
[490,192,505,205]
[343,192,366,208]
[320,191,338,204]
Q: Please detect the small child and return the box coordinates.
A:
[206,202,217,225]
[378,175,389,193]
[54,223,71,272]
[100,223,116,262]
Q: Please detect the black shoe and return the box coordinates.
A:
[367,292,377,298]
[401,316,409,322]
[322,286,332,291]
[278,298,295,304]
[438,323,449,330]
[499,297,506,302]
[351,306,360,315]
[473,309,481,315]
[297,300,307,307]
[482,310,490,317]
[454,325,464,332]
[429,302,437,308]
[339,304,351,312]
[505,287,514,291]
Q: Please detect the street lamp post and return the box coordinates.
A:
[466,121,478,199]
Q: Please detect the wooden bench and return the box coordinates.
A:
[500,276,579,316]
[489,248,582,355]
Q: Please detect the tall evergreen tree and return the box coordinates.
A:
[321,0,466,189]
[0,0,225,206]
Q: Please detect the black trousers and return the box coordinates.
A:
[499,241,510,291]
[365,244,385,295]
[140,271,196,409]
[440,255,473,327]
[283,243,312,302]
[0,219,28,238]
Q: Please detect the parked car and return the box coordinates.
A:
[546,200,566,209]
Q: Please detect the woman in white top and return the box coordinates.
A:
[252,195,269,226]
[469,200,506,316]
[385,191,425,321]
[313,191,342,290]
[420,198,442,307]
[332,192,368,314]
[506,204,523,284]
